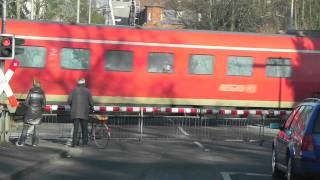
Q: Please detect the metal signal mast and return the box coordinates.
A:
[129,0,140,26]
[104,0,115,25]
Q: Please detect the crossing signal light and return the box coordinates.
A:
[0,34,15,59]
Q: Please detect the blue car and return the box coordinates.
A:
[272,98,320,180]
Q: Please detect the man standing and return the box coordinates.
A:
[68,78,94,147]
[16,78,46,147]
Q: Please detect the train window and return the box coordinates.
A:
[15,46,46,68]
[61,48,90,70]
[227,56,253,76]
[189,55,214,75]
[148,52,174,73]
[105,50,133,72]
[266,58,292,78]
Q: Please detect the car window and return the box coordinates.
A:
[266,58,292,78]
[105,50,133,72]
[189,54,214,75]
[284,106,301,129]
[227,56,253,76]
[16,45,46,68]
[292,105,314,136]
[61,48,90,70]
[148,52,174,73]
[288,106,305,129]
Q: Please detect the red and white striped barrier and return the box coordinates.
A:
[0,60,20,107]
[203,109,291,116]
[43,105,291,116]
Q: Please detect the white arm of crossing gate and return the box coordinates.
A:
[0,68,15,97]
[4,69,14,81]
[3,83,14,97]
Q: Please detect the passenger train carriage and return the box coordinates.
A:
[3,20,320,114]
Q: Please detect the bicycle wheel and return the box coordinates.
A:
[93,123,111,149]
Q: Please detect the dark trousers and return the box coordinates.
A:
[72,118,88,146]
[18,124,39,145]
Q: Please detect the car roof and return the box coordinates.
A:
[296,98,320,107]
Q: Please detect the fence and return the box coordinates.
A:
[8,113,284,145]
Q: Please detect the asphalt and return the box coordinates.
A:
[0,139,70,180]
[0,121,279,180]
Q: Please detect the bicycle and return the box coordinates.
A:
[89,114,111,149]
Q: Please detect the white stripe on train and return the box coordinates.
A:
[44,105,291,116]
[16,35,320,54]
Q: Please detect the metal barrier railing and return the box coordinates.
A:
[9,114,283,144]
[9,114,61,140]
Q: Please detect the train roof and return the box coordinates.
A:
[4,18,320,38]
[3,19,320,52]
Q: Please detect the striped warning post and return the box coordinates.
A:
[0,60,20,107]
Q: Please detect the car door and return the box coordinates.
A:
[277,105,305,165]
[291,105,314,157]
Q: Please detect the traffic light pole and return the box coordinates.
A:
[0,0,8,143]
[1,0,6,33]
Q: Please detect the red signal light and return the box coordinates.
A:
[0,34,15,59]
[2,38,11,46]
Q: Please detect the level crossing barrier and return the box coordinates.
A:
[44,105,292,116]
[8,108,286,145]
[9,114,64,144]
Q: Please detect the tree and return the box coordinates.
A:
[4,0,320,31]
[5,0,105,24]
[166,0,320,32]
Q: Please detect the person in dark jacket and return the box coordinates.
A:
[16,78,46,147]
[68,78,94,147]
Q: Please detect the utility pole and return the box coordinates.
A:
[1,0,6,33]
[290,0,294,29]
[88,0,92,24]
[104,0,115,25]
[31,0,34,20]
[0,0,8,143]
[77,0,80,23]
[16,0,21,19]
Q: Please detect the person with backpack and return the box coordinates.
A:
[16,78,46,147]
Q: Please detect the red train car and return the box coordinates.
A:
[3,20,320,111]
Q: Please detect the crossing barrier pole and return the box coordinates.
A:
[259,114,266,146]
[139,108,143,142]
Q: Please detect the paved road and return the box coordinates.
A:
[15,139,273,180]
